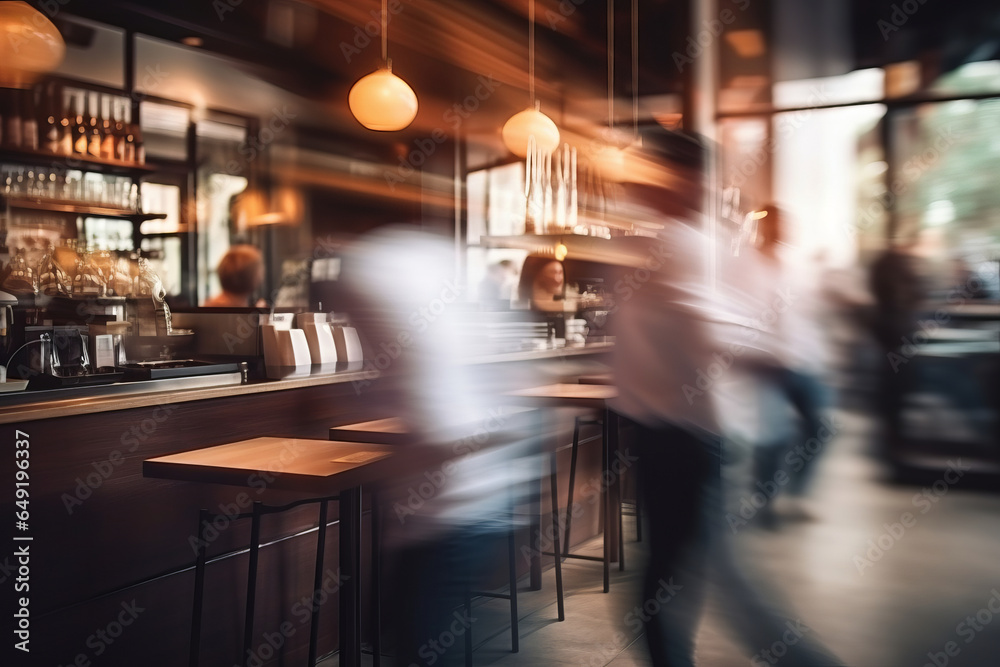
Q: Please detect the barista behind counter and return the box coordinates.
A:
[518,255,569,313]
[203,245,268,308]
[515,255,610,343]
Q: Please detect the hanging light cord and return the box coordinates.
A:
[631,0,638,140]
[529,0,536,104]
[607,0,614,132]
[381,0,388,64]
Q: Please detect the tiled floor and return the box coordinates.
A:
[337,407,1000,666]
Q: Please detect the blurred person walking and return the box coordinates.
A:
[612,129,847,667]
[741,204,834,524]
[340,226,544,667]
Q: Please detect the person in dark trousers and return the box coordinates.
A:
[612,128,848,667]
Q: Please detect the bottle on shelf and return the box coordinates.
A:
[72,91,88,155]
[58,89,73,156]
[21,86,38,151]
[122,103,136,163]
[132,118,145,165]
[4,89,23,149]
[43,82,63,154]
[112,98,126,162]
[100,96,116,160]
[87,92,102,158]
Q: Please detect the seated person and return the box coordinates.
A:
[203,244,266,308]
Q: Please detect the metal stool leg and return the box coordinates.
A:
[464,590,474,667]
[243,502,263,667]
[549,451,565,621]
[190,508,209,667]
[308,500,329,666]
[635,467,643,542]
[372,493,382,667]
[506,530,519,652]
[609,410,624,572]
[618,478,626,572]
[601,418,610,593]
[562,417,581,558]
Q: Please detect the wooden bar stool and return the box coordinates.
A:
[145,437,397,667]
[189,494,337,667]
[329,416,565,667]
[576,374,641,544]
[503,383,623,593]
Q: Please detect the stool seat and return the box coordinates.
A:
[578,373,615,385]
[329,418,409,445]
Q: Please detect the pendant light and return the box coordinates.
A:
[0,2,65,89]
[502,0,559,158]
[348,0,418,131]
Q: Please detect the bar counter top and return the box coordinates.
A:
[0,341,613,425]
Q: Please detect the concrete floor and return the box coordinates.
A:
[336,407,1000,666]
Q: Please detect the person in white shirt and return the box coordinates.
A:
[612,131,846,667]
[740,204,833,524]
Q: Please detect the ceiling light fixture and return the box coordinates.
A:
[502,0,559,158]
[0,2,65,89]
[348,0,418,131]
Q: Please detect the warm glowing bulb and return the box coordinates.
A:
[348,67,418,131]
[0,2,65,89]
[502,106,560,158]
[554,242,568,262]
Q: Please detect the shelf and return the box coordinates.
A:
[477,232,669,266]
[0,147,155,176]
[2,196,166,222]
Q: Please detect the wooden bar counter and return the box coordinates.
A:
[0,344,612,665]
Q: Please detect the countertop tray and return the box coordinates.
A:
[27,371,125,390]
[119,359,243,380]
